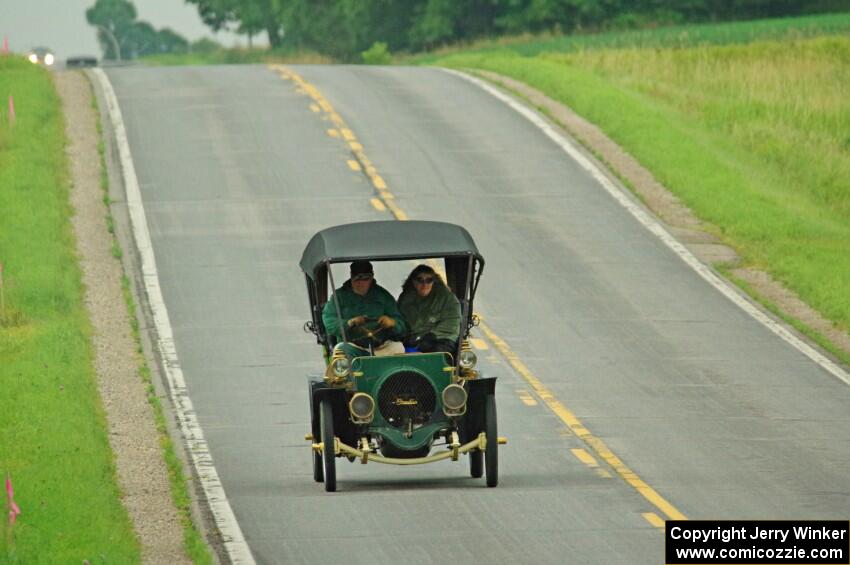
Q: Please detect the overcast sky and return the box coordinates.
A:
[0,0,248,58]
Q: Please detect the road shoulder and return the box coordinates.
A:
[55,70,191,565]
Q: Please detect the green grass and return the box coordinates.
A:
[426,17,850,341]
[0,57,139,562]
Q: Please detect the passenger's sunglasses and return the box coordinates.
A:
[414,276,435,284]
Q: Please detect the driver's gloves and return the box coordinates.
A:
[377,315,395,329]
[347,315,367,328]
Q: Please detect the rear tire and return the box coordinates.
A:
[320,400,336,492]
[485,395,498,487]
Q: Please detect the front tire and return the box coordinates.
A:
[469,450,483,478]
[312,449,324,483]
[485,395,498,487]
[320,400,336,492]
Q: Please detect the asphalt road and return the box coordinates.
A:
[104,64,850,564]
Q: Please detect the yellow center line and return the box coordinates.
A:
[272,64,687,523]
[571,448,599,468]
[384,200,409,221]
[515,389,538,406]
[478,320,687,521]
[642,512,666,530]
[274,65,405,223]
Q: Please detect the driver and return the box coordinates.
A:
[322,261,406,356]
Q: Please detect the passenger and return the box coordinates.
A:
[322,260,406,356]
[397,265,461,354]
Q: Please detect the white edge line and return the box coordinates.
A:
[445,68,850,388]
[92,68,256,564]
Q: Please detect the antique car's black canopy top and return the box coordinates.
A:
[300,221,483,280]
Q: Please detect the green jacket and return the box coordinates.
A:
[322,280,406,343]
[397,283,461,342]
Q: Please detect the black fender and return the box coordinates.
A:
[308,377,357,450]
[460,375,497,443]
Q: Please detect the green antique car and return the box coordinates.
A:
[301,221,503,492]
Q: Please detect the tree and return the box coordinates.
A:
[157,28,190,54]
[410,0,460,49]
[86,0,190,59]
[184,0,850,61]
[277,0,353,57]
[125,20,158,57]
[189,0,235,31]
[86,0,137,59]
[186,0,285,47]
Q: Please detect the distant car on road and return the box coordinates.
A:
[66,56,98,68]
[27,47,55,66]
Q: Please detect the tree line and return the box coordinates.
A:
[86,0,191,60]
[187,0,850,60]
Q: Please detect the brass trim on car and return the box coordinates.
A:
[458,340,478,379]
[348,392,375,424]
[319,433,489,466]
[441,384,468,417]
[310,433,507,464]
[324,347,351,386]
[392,398,418,406]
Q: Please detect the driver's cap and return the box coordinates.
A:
[350,260,373,279]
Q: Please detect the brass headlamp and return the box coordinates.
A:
[325,345,351,386]
[458,340,478,378]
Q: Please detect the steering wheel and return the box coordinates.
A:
[347,317,388,348]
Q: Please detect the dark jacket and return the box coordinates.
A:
[322,280,406,343]
[397,283,461,342]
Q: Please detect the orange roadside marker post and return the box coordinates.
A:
[5,474,21,547]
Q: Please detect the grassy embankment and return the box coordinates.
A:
[0,58,139,561]
[421,14,850,364]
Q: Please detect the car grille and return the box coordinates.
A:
[377,371,436,428]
